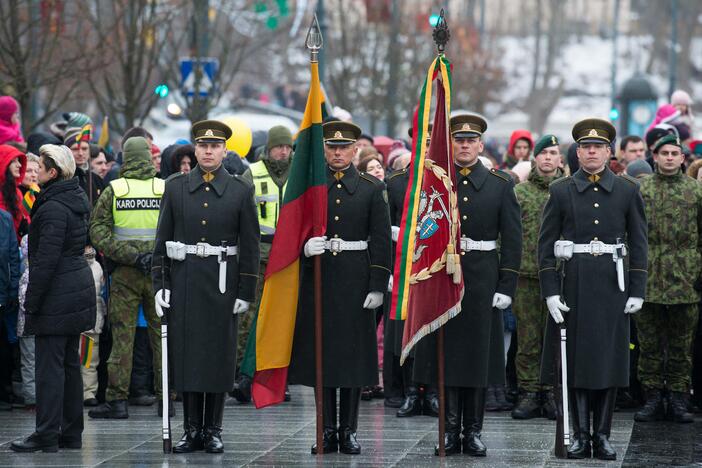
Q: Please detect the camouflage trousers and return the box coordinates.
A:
[637,302,698,392]
[236,258,267,370]
[106,266,162,400]
[514,277,550,392]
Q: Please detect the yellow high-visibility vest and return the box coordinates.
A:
[250,161,286,236]
[110,178,164,241]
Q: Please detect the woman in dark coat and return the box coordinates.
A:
[11,144,96,452]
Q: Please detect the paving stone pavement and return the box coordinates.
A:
[0,386,699,467]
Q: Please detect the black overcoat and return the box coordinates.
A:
[385,168,409,357]
[538,167,647,389]
[152,165,260,393]
[288,165,392,387]
[413,160,522,387]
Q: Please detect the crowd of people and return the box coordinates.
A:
[0,86,699,458]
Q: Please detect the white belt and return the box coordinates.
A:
[323,239,368,253]
[459,237,497,252]
[165,241,238,294]
[571,241,627,292]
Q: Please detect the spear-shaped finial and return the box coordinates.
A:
[305,14,323,63]
[432,8,450,54]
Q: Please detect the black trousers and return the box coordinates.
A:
[35,335,83,441]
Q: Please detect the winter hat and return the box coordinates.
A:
[626,159,653,179]
[39,144,76,179]
[511,160,532,182]
[63,112,92,129]
[645,125,678,150]
[0,96,19,123]
[652,134,682,154]
[122,136,152,164]
[533,134,559,158]
[387,146,410,169]
[151,143,161,155]
[26,132,61,155]
[266,125,293,150]
[63,127,83,147]
[689,140,702,157]
[671,90,693,106]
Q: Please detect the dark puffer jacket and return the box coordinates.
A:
[24,177,96,336]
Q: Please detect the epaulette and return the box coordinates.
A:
[619,174,640,186]
[360,172,382,185]
[387,167,408,180]
[550,175,571,186]
[165,172,185,184]
[232,173,254,188]
[489,168,511,182]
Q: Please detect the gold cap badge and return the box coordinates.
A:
[462,123,471,131]
[204,129,214,137]
[588,129,598,137]
[334,131,343,138]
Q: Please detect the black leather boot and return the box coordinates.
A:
[634,388,665,422]
[423,385,440,417]
[338,388,362,454]
[203,393,225,453]
[668,391,694,423]
[397,363,422,417]
[88,399,128,419]
[462,387,487,456]
[511,391,541,419]
[434,386,462,456]
[542,390,557,420]
[311,387,338,454]
[173,392,204,453]
[10,432,58,452]
[592,388,617,460]
[484,384,499,411]
[567,389,592,459]
[232,374,252,403]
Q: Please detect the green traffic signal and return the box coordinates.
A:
[429,14,440,27]
[155,84,169,98]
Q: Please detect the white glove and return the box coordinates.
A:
[387,274,394,293]
[304,236,327,257]
[391,226,400,242]
[233,299,250,315]
[154,289,171,318]
[624,297,644,314]
[546,295,570,324]
[363,291,383,309]
[492,293,512,310]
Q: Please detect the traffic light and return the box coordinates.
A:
[429,13,440,27]
[154,84,169,98]
[609,107,619,121]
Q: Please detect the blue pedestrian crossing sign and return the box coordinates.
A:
[180,57,219,97]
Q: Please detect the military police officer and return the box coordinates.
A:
[512,135,563,420]
[88,136,166,420]
[288,121,392,455]
[636,134,702,424]
[413,114,522,456]
[538,118,648,460]
[151,120,260,454]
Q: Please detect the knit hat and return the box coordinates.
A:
[0,96,19,123]
[62,112,92,129]
[689,140,702,157]
[63,127,83,147]
[671,90,693,106]
[266,125,293,150]
[122,136,152,164]
[26,132,61,156]
[626,159,652,179]
[39,144,76,179]
[533,134,559,158]
[645,125,678,150]
[387,146,410,169]
[151,143,161,155]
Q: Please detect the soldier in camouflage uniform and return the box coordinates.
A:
[636,134,702,423]
[511,135,563,420]
[87,136,167,419]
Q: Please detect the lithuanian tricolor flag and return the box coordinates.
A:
[243,60,327,409]
[22,183,39,213]
[79,124,92,143]
[80,334,94,368]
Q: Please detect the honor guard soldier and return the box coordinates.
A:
[151,120,260,453]
[637,134,702,424]
[413,114,522,456]
[234,126,294,402]
[538,118,648,460]
[288,121,392,455]
[88,136,168,420]
[512,135,564,420]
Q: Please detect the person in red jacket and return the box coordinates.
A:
[500,129,534,170]
[0,145,29,239]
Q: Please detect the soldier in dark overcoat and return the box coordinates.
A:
[413,114,522,456]
[151,120,260,454]
[288,121,392,455]
[538,118,647,461]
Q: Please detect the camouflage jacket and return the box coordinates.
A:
[89,154,158,266]
[514,168,562,278]
[639,170,702,304]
